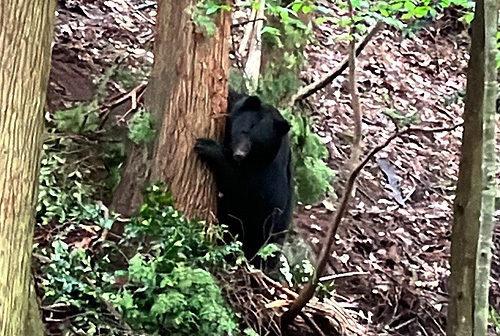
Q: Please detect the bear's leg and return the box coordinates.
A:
[194,138,231,187]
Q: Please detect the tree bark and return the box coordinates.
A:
[25,279,44,336]
[0,2,56,335]
[146,0,230,220]
[447,2,484,335]
[111,1,230,221]
[474,0,498,333]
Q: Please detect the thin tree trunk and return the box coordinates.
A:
[146,0,230,220]
[448,2,484,335]
[475,0,498,333]
[347,0,362,189]
[239,0,265,93]
[0,2,56,335]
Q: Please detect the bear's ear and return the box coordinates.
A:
[241,96,262,111]
[274,119,290,136]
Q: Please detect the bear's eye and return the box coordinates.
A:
[247,121,259,132]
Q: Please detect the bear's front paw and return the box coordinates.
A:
[194,138,221,159]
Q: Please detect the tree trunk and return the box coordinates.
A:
[447,2,484,335]
[0,2,56,335]
[111,1,230,224]
[147,1,230,220]
[475,0,498,333]
[25,279,44,336]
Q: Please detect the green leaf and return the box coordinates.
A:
[414,6,430,18]
[405,1,416,11]
[291,1,303,12]
[401,12,413,20]
[206,5,219,15]
[302,6,313,14]
[261,26,281,35]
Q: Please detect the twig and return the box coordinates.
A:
[261,271,299,298]
[290,21,384,105]
[406,123,462,133]
[134,2,156,10]
[392,317,417,331]
[300,312,327,336]
[319,271,368,282]
[231,18,266,28]
[99,82,147,129]
[424,308,446,335]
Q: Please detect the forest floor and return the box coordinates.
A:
[46,1,500,335]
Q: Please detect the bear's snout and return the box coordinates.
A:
[232,136,252,162]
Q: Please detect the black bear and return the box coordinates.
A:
[195,89,293,262]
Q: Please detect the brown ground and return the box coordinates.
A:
[46,1,500,335]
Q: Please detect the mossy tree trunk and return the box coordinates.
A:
[0,2,56,335]
[112,0,230,221]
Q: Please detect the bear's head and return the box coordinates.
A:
[229,95,290,163]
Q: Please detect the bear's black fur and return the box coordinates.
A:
[195,89,293,261]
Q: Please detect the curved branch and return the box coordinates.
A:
[281,123,461,326]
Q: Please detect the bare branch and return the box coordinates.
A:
[280,123,461,327]
[290,21,384,105]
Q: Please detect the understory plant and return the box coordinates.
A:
[39,184,241,336]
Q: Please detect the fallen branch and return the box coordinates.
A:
[290,21,384,105]
[280,123,461,327]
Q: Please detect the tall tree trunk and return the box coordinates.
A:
[0,2,56,335]
[448,2,484,335]
[112,1,230,221]
[147,1,230,220]
[475,0,498,333]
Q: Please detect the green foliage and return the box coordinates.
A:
[37,138,98,224]
[243,328,260,336]
[191,0,231,37]
[312,0,473,37]
[53,66,127,133]
[111,65,151,91]
[490,307,500,334]
[228,68,249,93]
[383,107,420,127]
[496,32,500,68]
[128,109,156,144]
[257,243,281,261]
[285,109,335,204]
[443,89,466,106]
[111,261,238,335]
[122,184,243,266]
[37,135,125,225]
[39,185,241,336]
[42,240,107,306]
[40,65,132,225]
[53,102,100,133]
